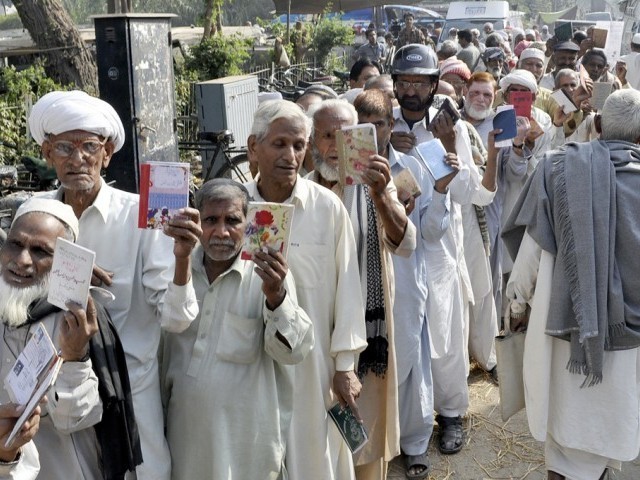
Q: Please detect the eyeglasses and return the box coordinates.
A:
[396,80,432,91]
[50,139,107,157]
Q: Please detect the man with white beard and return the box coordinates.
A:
[0,198,110,479]
[462,72,498,146]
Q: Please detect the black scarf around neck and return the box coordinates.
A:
[27,298,142,479]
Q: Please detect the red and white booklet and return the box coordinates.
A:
[4,323,62,448]
[138,162,190,229]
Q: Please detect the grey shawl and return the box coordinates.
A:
[503,140,640,385]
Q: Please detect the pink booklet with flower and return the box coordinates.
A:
[337,123,377,186]
[241,202,295,260]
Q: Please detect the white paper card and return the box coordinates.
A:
[4,324,58,406]
[47,238,95,311]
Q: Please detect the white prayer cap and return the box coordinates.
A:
[14,198,79,241]
[633,33,640,46]
[519,48,545,63]
[29,90,125,152]
[525,29,536,37]
[499,69,538,94]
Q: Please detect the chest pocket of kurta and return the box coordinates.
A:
[216,312,263,364]
[289,243,330,288]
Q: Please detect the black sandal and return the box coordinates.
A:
[436,415,464,454]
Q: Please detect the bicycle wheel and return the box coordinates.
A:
[217,154,255,183]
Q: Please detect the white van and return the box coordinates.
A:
[438,1,515,44]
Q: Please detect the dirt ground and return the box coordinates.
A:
[386,365,640,480]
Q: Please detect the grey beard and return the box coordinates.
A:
[311,145,339,182]
[0,274,50,328]
[465,103,494,121]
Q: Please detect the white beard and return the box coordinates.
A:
[312,145,339,182]
[465,103,494,121]
[0,274,50,328]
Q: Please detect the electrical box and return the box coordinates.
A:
[195,75,259,170]
[94,14,178,193]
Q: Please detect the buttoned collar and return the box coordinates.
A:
[246,175,308,211]
[192,244,246,284]
[54,177,111,224]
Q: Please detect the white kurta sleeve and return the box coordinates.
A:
[381,181,416,258]
[448,122,482,206]
[159,281,199,333]
[505,231,542,307]
[0,442,39,480]
[47,360,102,434]
[419,189,450,242]
[330,202,368,372]
[263,275,314,365]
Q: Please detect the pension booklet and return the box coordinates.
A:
[510,90,533,119]
[336,123,377,186]
[138,161,190,229]
[328,403,368,454]
[393,167,422,199]
[415,138,454,181]
[427,98,460,132]
[493,105,518,147]
[47,237,95,311]
[4,323,63,448]
[550,88,578,114]
[554,22,572,42]
[241,202,294,261]
[590,82,612,111]
[591,28,608,48]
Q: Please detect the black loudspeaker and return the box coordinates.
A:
[94,14,178,193]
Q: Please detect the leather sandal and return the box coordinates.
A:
[436,414,464,454]
[404,450,429,479]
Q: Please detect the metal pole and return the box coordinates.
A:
[285,0,291,45]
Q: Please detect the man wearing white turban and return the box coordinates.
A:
[29,90,202,480]
[486,70,556,321]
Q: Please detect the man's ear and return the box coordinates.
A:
[41,140,54,167]
[247,134,258,161]
[101,140,116,170]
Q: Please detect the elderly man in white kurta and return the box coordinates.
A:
[29,90,199,480]
[390,43,483,454]
[162,179,314,479]
[307,94,416,479]
[245,100,367,480]
[502,89,640,480]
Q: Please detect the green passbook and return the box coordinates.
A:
[328,403,369,454]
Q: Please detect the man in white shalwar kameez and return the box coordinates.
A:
[245,100,368,480]
[503,89,640,480]
[617,33,640,91]
[389,44,479,455]
[162,179,314,480]
[307,94,416,479]
[381,91,458,477]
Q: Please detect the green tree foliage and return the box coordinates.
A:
[311,12,354,67]
[185,34,251,80]
[0,64,69,164]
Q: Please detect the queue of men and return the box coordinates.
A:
[1,22,640,480]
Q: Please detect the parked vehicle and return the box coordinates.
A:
[437,1,517,45]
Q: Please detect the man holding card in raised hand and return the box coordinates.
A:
[27,90,201,480]
[245,99,367,480]
[307,95,416,479]
[0,198,124,479]
[161,178,314,480]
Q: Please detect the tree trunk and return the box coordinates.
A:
[202,0,214,39]
[13,0,98,92]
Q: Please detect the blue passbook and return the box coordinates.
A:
[493,108,518,142]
